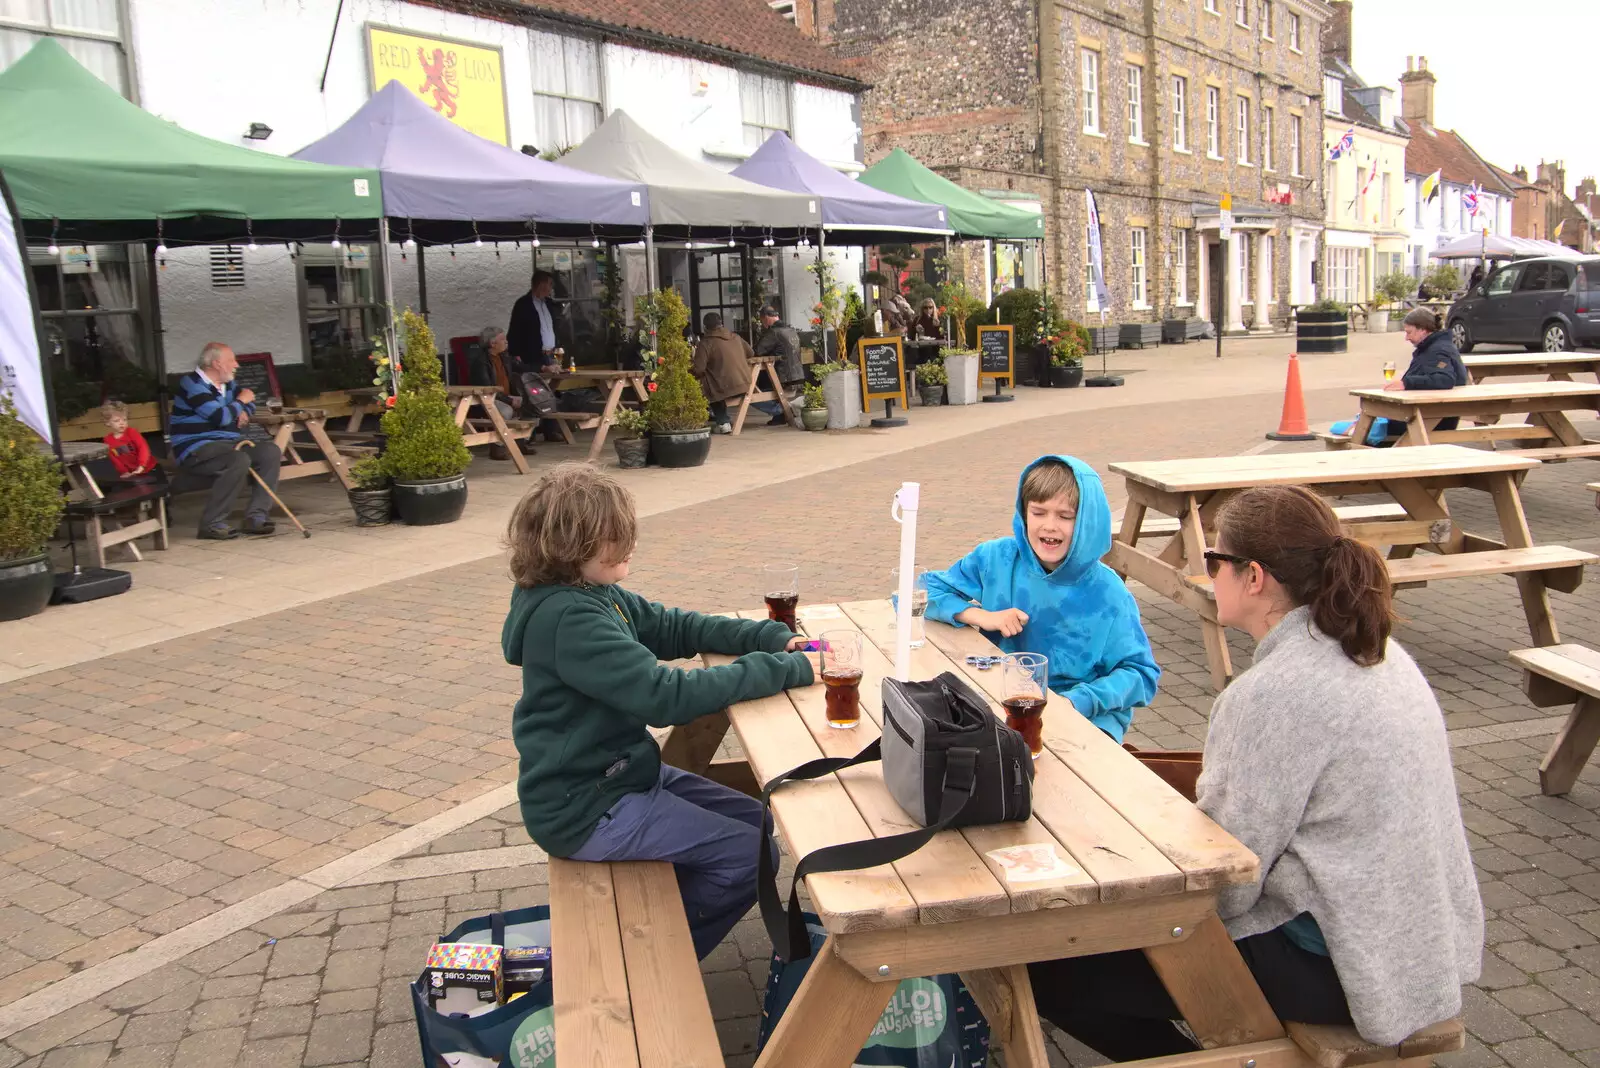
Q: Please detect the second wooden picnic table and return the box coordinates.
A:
[346,385,536,473]
[543,369,650,462]
[1107,444,1596,689]
[682,600,1270,1068]
[251,407,356,490]
[1464,352,1600,384]
[1346,380,1600,458]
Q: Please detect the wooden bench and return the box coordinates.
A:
[1139,504,1451,549]
[1288,1018,1464,1068]
[1590,482,1600,512]
[1183,545,1593,599]
[1504,444,1600,462]
[64,482,169,567]
[548,858,723,1068]
[1320,423,1542,450]
[1509,644,1600,796]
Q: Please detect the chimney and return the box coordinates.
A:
[1324,1,1353,63]
[1399,54,1436,127]
[1552,160,1567,197]
[1514,165,1528,181]
[1579,177,1597,199]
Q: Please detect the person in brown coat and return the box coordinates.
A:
[692,312,755,434]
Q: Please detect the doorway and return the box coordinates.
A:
[1207,238,1226,327]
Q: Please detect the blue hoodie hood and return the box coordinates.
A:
[1010,454,1113,584]
[924,453,1161,741]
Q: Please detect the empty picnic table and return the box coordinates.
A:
[346,385,535,473]
[544,369,650,462]
[684,600,1270,1068]
[1464,353,1600,384]
[1346,381,1600,458]
[250,408,355,491]
[1107,445,1596,689]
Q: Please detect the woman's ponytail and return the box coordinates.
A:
[1216,487,1396,666]
[1311,535,1394,666]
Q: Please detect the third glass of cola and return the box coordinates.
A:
[763,564,800,632]
[1002,653,1049,758]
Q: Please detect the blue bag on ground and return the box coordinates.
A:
[1330,416,1396,446]
[411,906,556,1068]
[757,911,991,1067]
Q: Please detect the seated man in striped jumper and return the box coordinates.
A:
[169,342,282,540]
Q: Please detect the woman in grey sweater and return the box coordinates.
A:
[1029,485,1482,1058]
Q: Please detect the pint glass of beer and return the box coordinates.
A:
[762,564,800,631]
[1002,653,1049,758]
[819,631,865,729]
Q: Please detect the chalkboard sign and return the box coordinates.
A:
[233,351,281,401]
[857,336,905,406]
[977,325,1013,382]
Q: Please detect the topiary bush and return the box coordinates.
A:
[993,287,1044,347]
[0,394,64,561]
[379,308,471,481]
[641,289,708,433]
[1375,272,1417,308]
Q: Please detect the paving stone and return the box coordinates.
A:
[1530,1010,1600,1052]
[257,975,321,1008]
[247,1005,314,1041]
[102,1045,176,1068]
[1541,968,1600,1014]
[302,1012,373,1066]
[234,1037,306,1068]
[265,935,330,979]
[186,995,255,1031]
[1496,1037,1585,1068]
[38,1045,112,1068]
[370,1023,424,1068]
[1464,986,1538,1044]
[315,988,378,1016]
[1498,941,1572,974]
[1496,986,1569,1016]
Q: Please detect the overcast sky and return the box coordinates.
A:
[1351,1,1594,195]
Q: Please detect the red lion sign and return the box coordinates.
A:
[416,47,459,119]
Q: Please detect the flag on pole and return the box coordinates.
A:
[1328,127,1355,161]
[1349,165,1378,210]
[1085,188,1110,311]
[1462,182,1481,221]
[1555,219,1566,241]
[1420,169,1442,204]
[0,170,51,443]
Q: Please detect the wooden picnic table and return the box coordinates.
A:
[1347,381,1600,458]
[544,369,650,462]
[689,600,1271,1068]
[47,440,109,499]
[1464,353,1600,384]
[251,408,355,491]
[727,357,798,434]
[347,385,535,474]
[1107,445,1595,689]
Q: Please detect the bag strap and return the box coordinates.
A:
[758,743,979,962]
[490,912,506,948]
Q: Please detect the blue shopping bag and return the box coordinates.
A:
[1330,417,1398,446]
[411,906,556,1068]
[756,912,991,1068]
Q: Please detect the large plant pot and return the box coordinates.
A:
[0,553,54,622]
[944,352,980,405]
[821,370,861,429]
[613,436,649,469]
[1368,309,1391,334]
[348,487,392,527]
[650,427,712,468]
[1296,310,1349,354]
[801,407,829,432]
[917,384,945,407]
[1050,365,1084,388]
[393,474,468,526]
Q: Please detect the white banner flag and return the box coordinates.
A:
[0,172,50,443]
[1085,189,1110,311]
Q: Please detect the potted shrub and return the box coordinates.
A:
[913,360,947,406]
[992,287,1044,385]
[1044,330,1085,388]
[1296,298,1349,354]
[1424,263,1462,297]
[814,359,861,430]
[0,396,63,621]
[610,407,649,468]
[381,308,472,525]
[937,280,987,350]
[642,289,712,468]
[1372,273,1416,333]
[346,457,392,527]
[800,382,829,431]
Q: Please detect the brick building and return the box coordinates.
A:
[817,0,1332,331]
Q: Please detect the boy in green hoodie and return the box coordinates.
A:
[502,464,816,958]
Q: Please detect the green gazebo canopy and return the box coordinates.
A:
[858,149,1044,241]
[0,38,381,244]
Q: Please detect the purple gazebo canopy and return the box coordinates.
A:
[293,82,648,240]
[732,132,950,241]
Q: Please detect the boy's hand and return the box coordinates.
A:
[784,635,810,651]
[973,607,1029,637]
[801,651,822,679]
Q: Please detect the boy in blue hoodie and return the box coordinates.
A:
[925,455,1160,741]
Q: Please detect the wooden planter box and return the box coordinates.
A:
[1185,317,1209,340]
[1120,323,1162,349]
[58,400,160,443]
[1162,319,1190,344]
[1086,326,1120,354]
[1296,310,1349,354]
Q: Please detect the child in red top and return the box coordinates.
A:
[101,400,156,480]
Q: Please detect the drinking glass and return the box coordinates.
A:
[1001,653,1049,758]
[889,565,929,648]
[1382,361,1396,382]
[762,564,800,632]
[819,630,865,729]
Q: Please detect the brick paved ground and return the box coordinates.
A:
[1,375,1598,1066]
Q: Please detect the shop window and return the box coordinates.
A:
[0,0,126,93]
[530,30,602,156]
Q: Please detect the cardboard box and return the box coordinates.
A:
[424,943,502,1010]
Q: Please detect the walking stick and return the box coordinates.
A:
[234,440,311,538]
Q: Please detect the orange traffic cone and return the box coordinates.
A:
[1266,354,1317,441]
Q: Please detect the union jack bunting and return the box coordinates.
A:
[1462,182,1482,220]
[1328,127,1354,160]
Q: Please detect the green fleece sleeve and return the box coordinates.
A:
[617,588,793,660]
[548,600,812,728]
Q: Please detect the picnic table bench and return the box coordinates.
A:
[347,385,537,473]
[727,357,798,434]
[1510,644,1600,797]
[1107,445,1596,689]
[1344,381,1600,460]
[1464,353,1600,384]
[251,407,356,490]
[544,369,651,462]
[549,857,722,1067]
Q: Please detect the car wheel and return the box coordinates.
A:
[1450,320,1474,353]
[1543,322,1572,352]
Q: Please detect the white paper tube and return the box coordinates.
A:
[892,482,921,681]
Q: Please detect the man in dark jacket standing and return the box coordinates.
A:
[506,270,564,441]
[692,313,754,434]
[752,304,801,426]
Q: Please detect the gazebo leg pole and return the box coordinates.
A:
[416,243,429,321]
[377,217,398,382]
[645,225,657,293]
